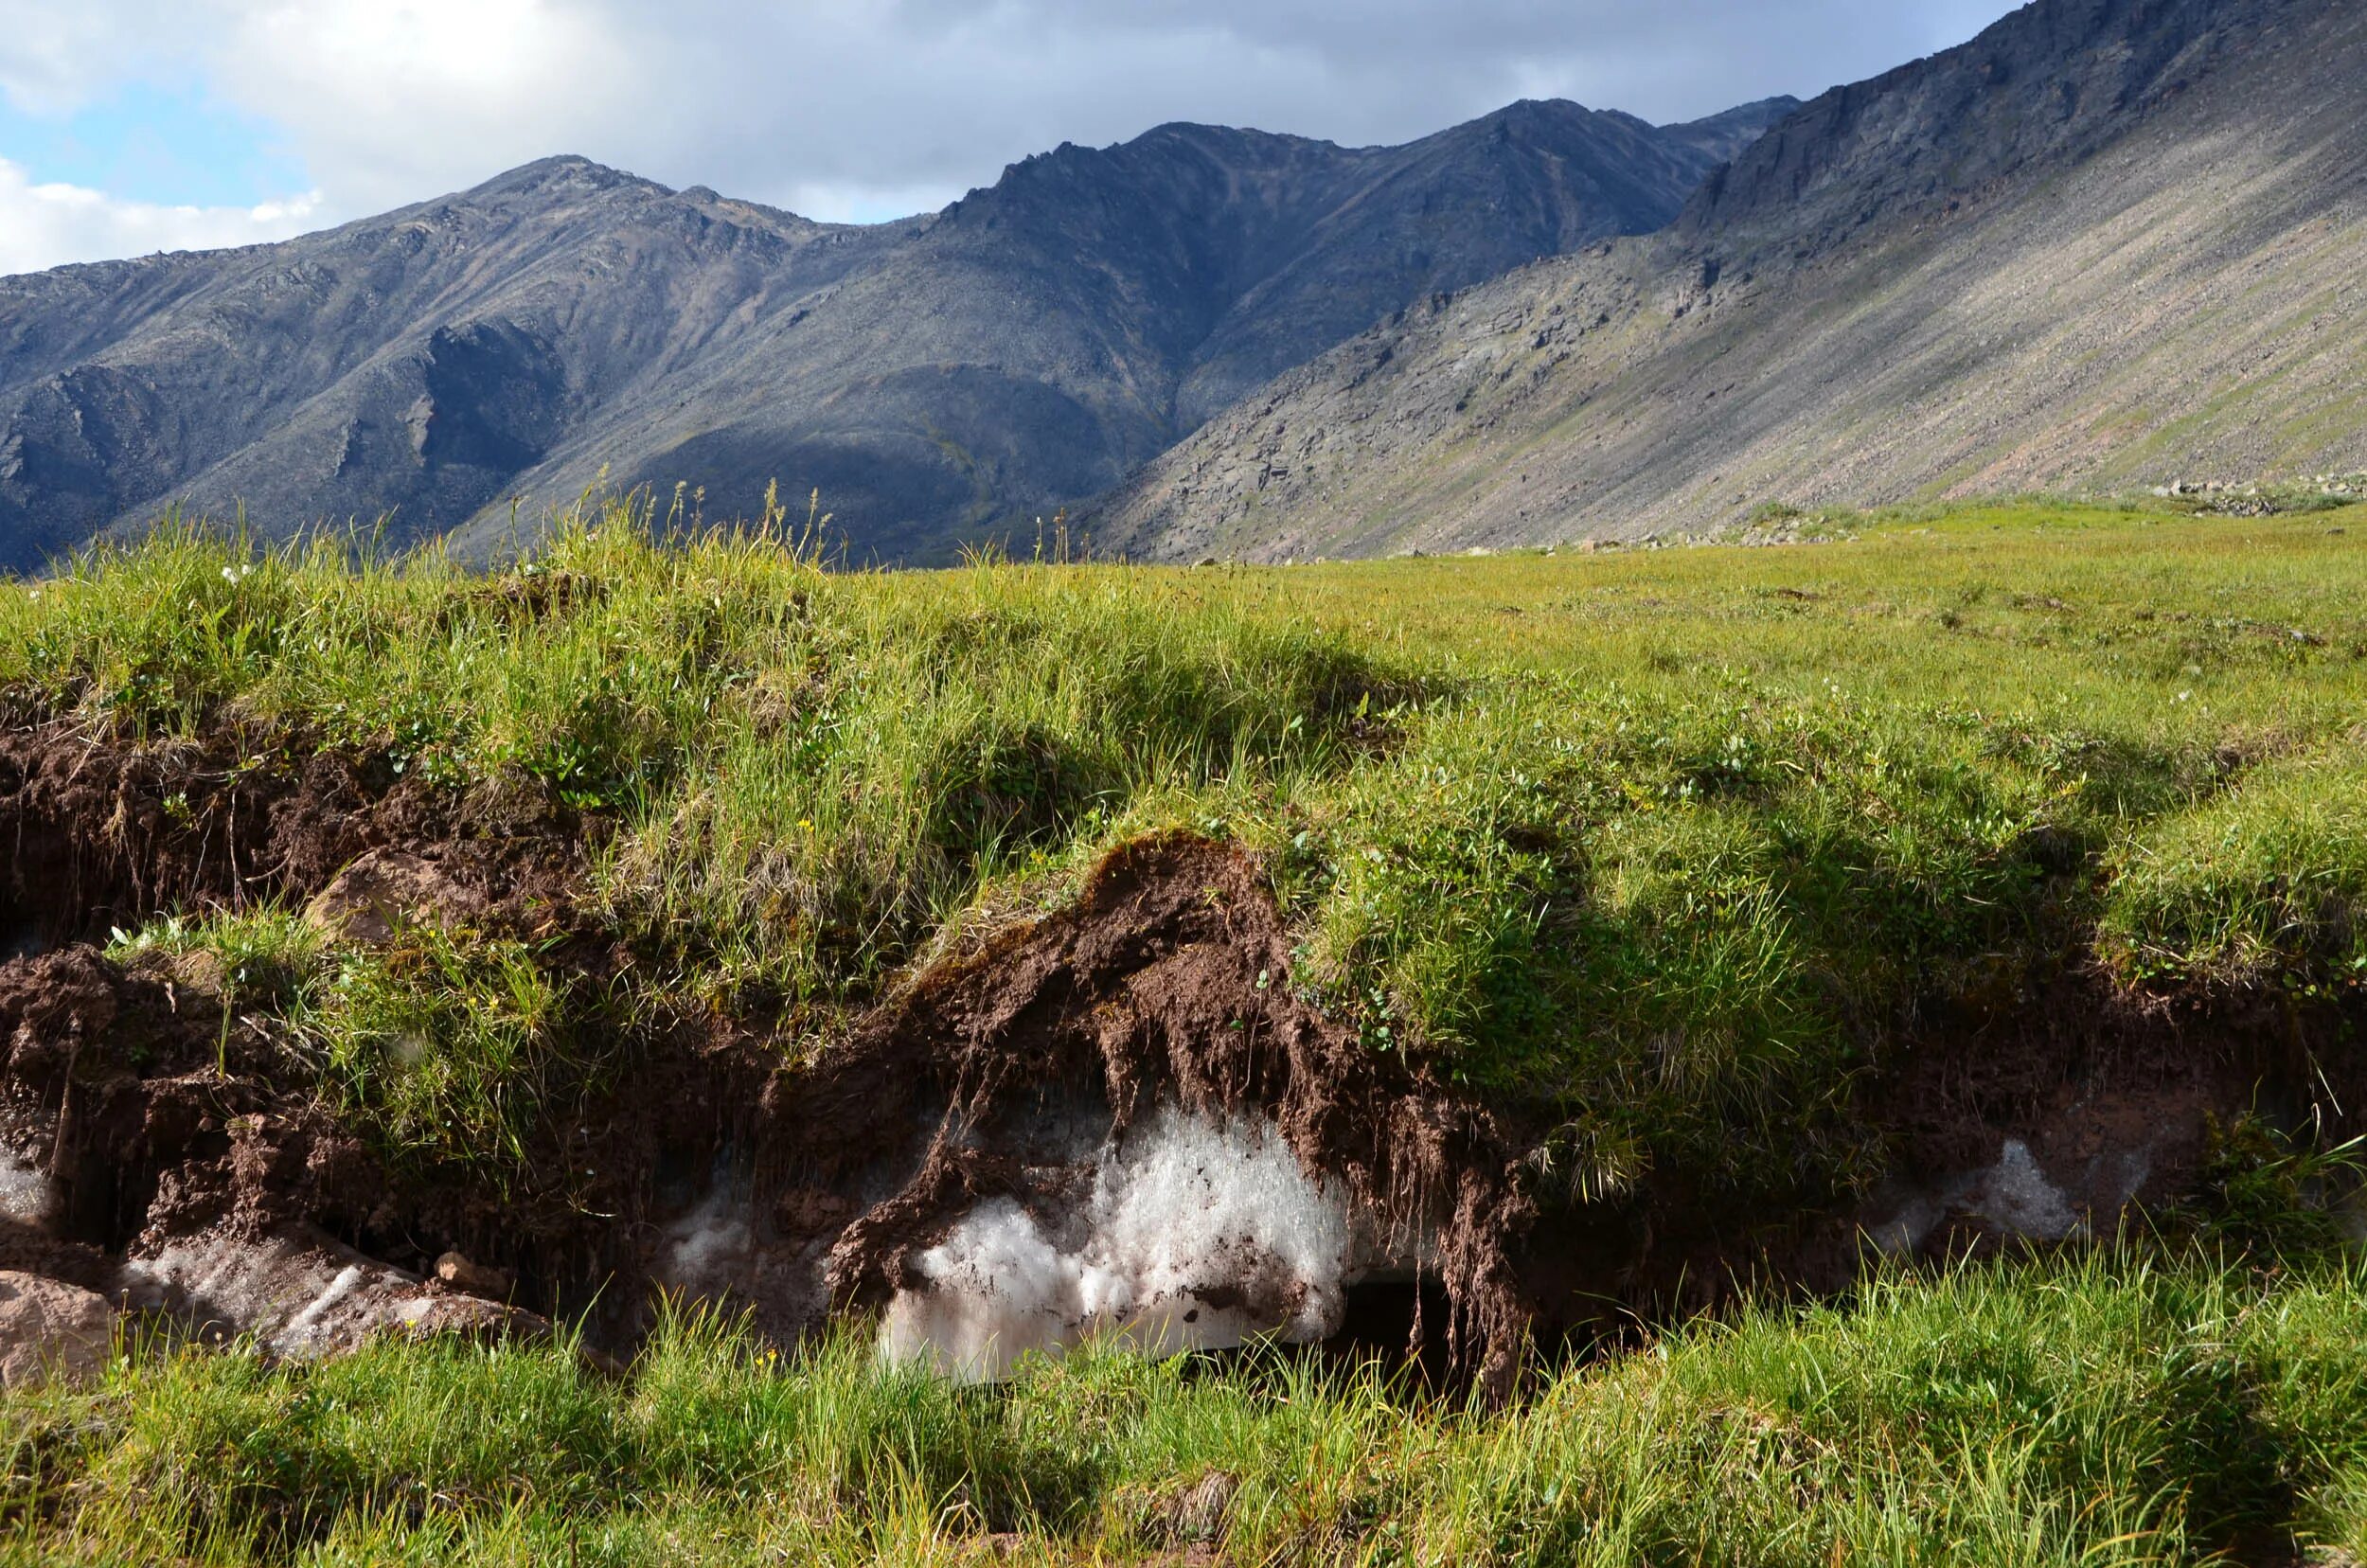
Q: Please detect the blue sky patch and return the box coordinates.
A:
[0,85,309,205]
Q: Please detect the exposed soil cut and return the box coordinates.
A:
[0,721,1532,1380]
[3,719,2362,1390]
[0,721,593,948]
[1524,962,2367,1340]
[0,719,650,1350]
[780,833,1530,1388]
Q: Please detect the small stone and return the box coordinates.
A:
[0,1272,116,1390]
[435,1251,514,1299]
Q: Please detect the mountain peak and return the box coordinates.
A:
[1088,0,2367,563]
[1682,0,2284,242]
[463,155,667,203]
[1656,96,1805,165]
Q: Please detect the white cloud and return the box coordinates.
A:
[0,157,323,276]
[0,0,205,115]
[209,0,632,212]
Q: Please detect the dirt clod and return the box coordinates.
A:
[435,1251,514,1299]
[0,1270,116,1389]
[1166,1470,1237,1544]
[306,849,487,943]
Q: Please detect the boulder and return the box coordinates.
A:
[0,1271,116,1389]
[304,849,482,944]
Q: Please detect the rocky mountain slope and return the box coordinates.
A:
[0,98,1793,571]
[1089,0,2367,561]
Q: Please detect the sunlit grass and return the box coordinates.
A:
[13,495,2366,1206]
[7,497,2367,1560]
[8,1255,2367,1563]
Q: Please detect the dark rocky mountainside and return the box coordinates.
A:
[0,98,1794,570]
[1091,0,2367,561]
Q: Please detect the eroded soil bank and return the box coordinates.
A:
[3,722,2358,1390]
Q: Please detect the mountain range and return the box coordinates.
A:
[0,98,1794,570]
[1091,0,2367,559]
[4,0,2361,572]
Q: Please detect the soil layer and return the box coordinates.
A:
[4,721,2359,1385]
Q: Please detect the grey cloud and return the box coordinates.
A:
[1,0,2029,257]
[582,0,2025,219]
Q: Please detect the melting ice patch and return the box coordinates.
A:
[1968,1139,2082,1240]
[880,1106,1361,1380]
[662,1187,756,1294]
[0,1146,57,1227]
[120,1233,425,1353]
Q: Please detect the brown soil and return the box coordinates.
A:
[0,931,780,1343]
[0,720,591,950]
[0,720,1530,1376]
[0,719,682,1328]
[1523,958,2367,1340]
[4,717,2362,1391]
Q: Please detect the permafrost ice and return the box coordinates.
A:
[880,1106,1370,1380]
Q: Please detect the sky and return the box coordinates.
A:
[0,0,2023,276]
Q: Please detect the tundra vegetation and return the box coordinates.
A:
[4,492,2366,1563]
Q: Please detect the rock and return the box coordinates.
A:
[119,1227,548,1356]
[1166,1470,1238,1544]
[304,849,481,944]
[393,1293,543,1343]
[435,1251,514,1299]
[0,1272,116,1389]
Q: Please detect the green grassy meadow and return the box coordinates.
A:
[9,497,2361,1195]
[4,495,2366,1561]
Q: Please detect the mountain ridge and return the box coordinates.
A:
[1087,0,2367,561]
[0,97,1796,570]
